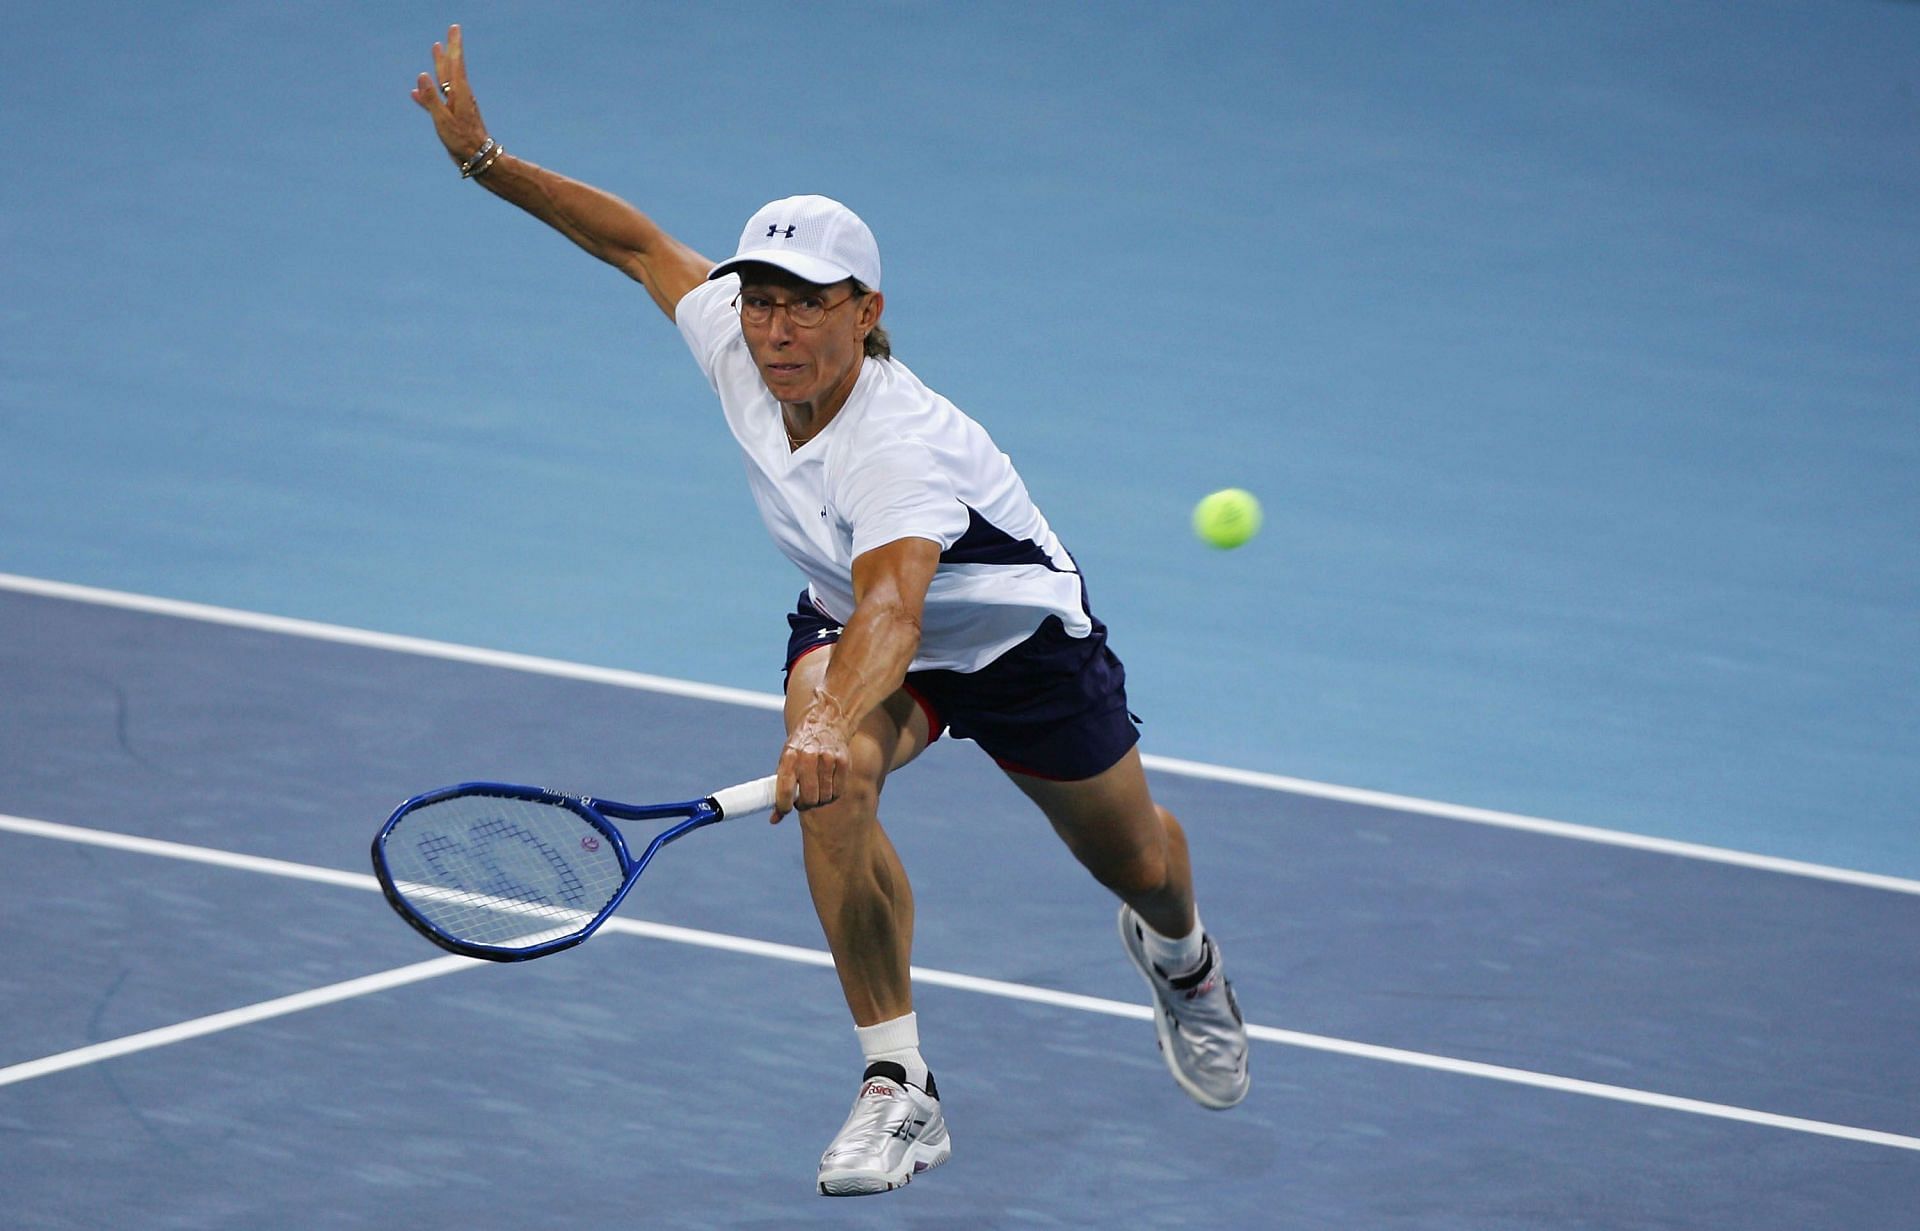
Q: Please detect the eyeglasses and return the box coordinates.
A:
[732,289,857,329]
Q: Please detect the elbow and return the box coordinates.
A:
[880,598,924,647]
[860,595,924,658]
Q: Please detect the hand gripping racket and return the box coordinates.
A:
[371,776,777,961]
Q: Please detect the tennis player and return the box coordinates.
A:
[412,25,1249,1196]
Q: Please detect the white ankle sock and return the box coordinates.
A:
[1140,911,1207,976]
[856,1012,928,1087]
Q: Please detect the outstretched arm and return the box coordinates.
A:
[410,25,712,319]
[774,537,942,820]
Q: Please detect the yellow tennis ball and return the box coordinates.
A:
[1193,488,1262,549]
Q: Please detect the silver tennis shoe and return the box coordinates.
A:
[1119,905,1251,1109]
[816,1063,951,1196]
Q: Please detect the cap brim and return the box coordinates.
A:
[707,248,855,286]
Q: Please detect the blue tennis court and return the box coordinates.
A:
[2,579,1916,1228]
[4,1,1917,1226]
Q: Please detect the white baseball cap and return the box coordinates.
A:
[707,194,882,290]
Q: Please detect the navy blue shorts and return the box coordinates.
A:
[783,591,1140,782]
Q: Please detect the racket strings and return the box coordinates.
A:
[382,794,628,950]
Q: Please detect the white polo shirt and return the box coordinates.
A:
[676,274,1091,673]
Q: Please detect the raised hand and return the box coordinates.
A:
[409,24,492,171]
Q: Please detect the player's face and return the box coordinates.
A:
[736,269,881,414]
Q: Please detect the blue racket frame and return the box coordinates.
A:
[371,781,734,962]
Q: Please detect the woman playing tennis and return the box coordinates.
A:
[411,24,1249,1197]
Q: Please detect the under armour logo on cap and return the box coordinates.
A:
[709,195,882,290]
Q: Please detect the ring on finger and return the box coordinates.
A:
[438,80,453,95]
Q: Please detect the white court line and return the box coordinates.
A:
[0,954,478,1090]
[1141,755,1920,897]
[2,811,1916,1153]
[0,572,784,713]
[2,570,1915,897]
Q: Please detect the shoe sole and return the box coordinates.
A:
[817,1124,952,1196]
[1118,906,1250,1111]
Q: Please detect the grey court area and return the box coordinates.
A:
[1,587,1915,1229]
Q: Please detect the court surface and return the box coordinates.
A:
[3,580,1915,1229]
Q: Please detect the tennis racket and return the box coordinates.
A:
[371,775,777,961]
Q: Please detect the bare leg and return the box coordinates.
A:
[785,648,930,1026]
[1009,745,1249,1109]
[1003,746,1196,940]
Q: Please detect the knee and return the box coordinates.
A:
[1083,805,1184,899]
[1096,834,1174,900]
[796,773,883,856]
[1101,852,1169,901]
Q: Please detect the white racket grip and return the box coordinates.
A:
[710,775,778,819]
